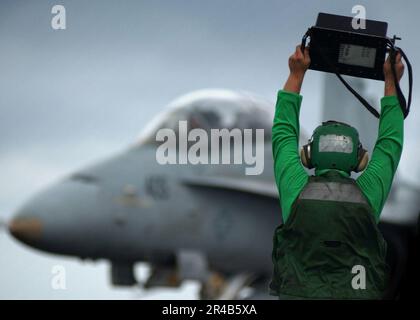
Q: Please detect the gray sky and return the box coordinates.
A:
[1,0,419,299]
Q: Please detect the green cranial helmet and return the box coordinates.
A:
[309,121,361,172]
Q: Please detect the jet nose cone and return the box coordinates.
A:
[8,216,43,245]
[9,178,104,256]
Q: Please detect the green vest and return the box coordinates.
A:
[270,171,389,299]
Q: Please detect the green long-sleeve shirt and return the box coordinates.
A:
[272,90,404,223]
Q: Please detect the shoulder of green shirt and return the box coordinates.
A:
[356,94,403,221]
[273,89,307,222]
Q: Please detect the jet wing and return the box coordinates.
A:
[182,176,279,199]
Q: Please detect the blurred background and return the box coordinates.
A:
[0,0,419,299]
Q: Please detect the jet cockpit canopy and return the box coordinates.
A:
[137,89,274,145]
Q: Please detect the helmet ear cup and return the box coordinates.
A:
[300,148,309,168]
[300,143,313,169]
[355,147,369,172]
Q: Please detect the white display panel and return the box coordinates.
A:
[338,44,377,68]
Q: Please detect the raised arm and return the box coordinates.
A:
[272,46,310,222]
[283,46,311,94]
[356,53,405,221]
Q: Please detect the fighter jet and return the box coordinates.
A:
[7,89,288,299]
[7,79,420,299]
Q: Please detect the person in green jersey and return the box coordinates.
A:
[269,45,405,299]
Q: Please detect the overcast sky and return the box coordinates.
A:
[1,0,419,299]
